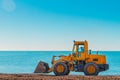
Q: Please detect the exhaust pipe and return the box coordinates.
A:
[34,61,49,73]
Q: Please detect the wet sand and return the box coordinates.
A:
[0,73,119,80]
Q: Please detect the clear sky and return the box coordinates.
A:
[0,0,120,51]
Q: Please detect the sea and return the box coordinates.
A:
[0,51,119,75]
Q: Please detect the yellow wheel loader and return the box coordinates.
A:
[34,40,109,76]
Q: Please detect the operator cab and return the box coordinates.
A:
[72,43,84,57]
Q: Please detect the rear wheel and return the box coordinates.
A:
[53,62,68,76]
[65,68,70,75]
[84,63,99,76]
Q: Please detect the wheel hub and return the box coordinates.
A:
[56,64,64,73]
[86,65,96,74]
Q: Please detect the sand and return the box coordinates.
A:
[0,73,119,80]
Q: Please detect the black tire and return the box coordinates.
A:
[65,63,70,75]
[84,63,99,76]
[65,69,70,75]
[53,62,68,76]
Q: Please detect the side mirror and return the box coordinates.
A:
[73,40,75,42]
[96,51,99,54]
[89,50,92,54]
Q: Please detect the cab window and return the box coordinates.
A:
[78,46,84,53]
[73,45,77,53]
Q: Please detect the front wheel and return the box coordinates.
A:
[53,62,68,76]
[84,63,99,76]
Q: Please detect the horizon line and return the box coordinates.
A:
[0,50,120,52]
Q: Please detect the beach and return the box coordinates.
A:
[0,74,119,80]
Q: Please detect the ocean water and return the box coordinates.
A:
[0,51,119,75]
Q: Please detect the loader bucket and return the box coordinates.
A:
[34,61,49,73]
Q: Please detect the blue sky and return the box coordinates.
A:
[0,0,120,50]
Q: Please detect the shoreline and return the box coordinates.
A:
[0,74,119,80]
